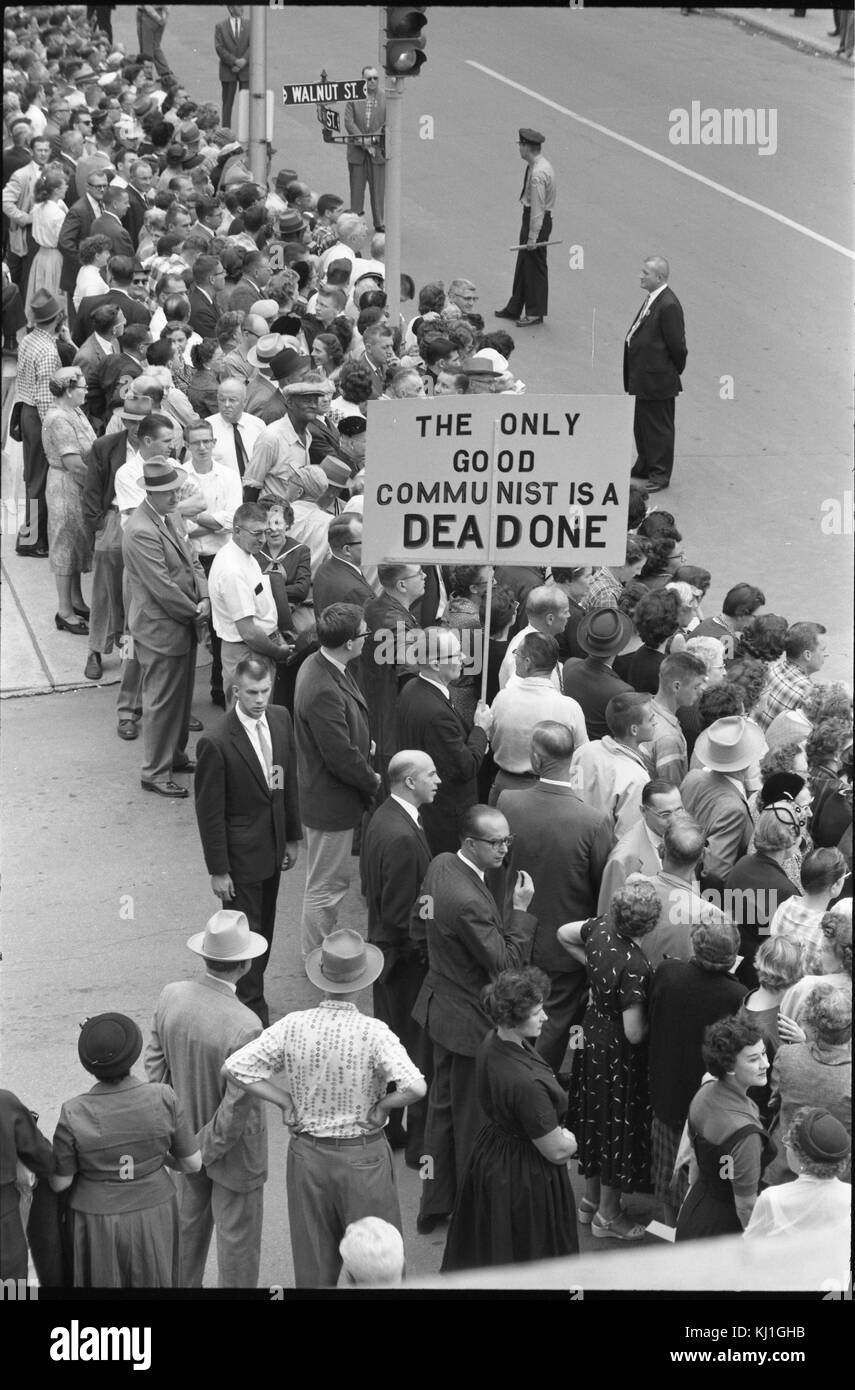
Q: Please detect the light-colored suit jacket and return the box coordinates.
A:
[2,160,41,256]
[681,769,754,889]
[597,818,661,915]
[122,499,208,655]
[144,976,267,1191]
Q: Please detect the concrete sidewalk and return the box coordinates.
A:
[713,7,851,59]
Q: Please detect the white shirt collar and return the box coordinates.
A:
[93,332,115,354]
[320,648,348,675]
[723,774,748,801]
[234,703,269,737]
[334,555,363,576]
[647,282,668,306]
[205,972,237,993]
[390,793,420,825]
[538,777,574,787]
[87,193,102,216]
[457,850,485,881]
[419,673,450,700]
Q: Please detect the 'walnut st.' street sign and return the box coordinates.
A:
[282,79,368,105]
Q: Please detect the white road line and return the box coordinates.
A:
[466,60,855,261]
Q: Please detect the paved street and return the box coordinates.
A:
[1,4,851,1294]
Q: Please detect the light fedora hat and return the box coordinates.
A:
[187,909,267,960]
[694,715,766,772]
[305,928,383,994]
[141,456,188,492]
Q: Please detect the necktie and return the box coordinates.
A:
[627,297,650,342]
[257,719,273,788]
[520,166,529,202]
[232,18,239,39]
[232,422,248,477]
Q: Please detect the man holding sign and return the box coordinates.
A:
[495,128,556,329]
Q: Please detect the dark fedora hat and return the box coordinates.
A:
[30,288,63,323]
[576,606,633,657]
[276,208,309,237]
[78,1012,143,1079]
[269,347,310,383]
[142,456,187,492]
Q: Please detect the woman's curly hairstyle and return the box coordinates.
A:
[338,360,375,405]
[701,1016,762,1078]
[806,717,852,773]
[482,967,550,1029]
[78,233,112,265]
[189,337,220,372]
[738,614,789,663]
[754,936,803,992]
[633,588,681,648]
[820,909,852,977]
[608,881,662,941]
[801,982,852,1046]
[723,655,767,713]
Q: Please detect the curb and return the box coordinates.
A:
[712,8,850,60]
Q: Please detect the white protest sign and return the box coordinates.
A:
[362,395,634,565]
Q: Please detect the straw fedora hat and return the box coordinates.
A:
[305,929,383,994]
[187,909,267,961]
[694,716,766,772]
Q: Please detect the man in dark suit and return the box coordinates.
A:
[343,66,387,229]
[56,129,84,205]
[94,323,153,410]
[395,627,494,855]
[124,159,155,248]
[413,805,536,1230]
[121,456,210,798]
[623,255,687,493]
[89,186,135,259]
[75,258,151,345]
[361,750,438,1161]
[360,562,424,792]
[187,255,224,338]
[214,4,250,128]
[57,170,108,321]
[144,908,269,1285]
[311,514,375,618]
[496,721,614,1074]
[194,657,302,1025]
[294,603,382,957]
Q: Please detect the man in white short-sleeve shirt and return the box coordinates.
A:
[208,501,292,702]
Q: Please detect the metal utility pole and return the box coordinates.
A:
[248,6,267,186]
[384,75,403,329]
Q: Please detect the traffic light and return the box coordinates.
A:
[383,7,427,77]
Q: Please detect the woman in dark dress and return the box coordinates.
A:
[441,968,579,1271]
[559,881,661,1241]
[49,1013,202,1288]
[675,1016,775,1241]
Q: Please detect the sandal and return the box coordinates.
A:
[577,1198,599,1225]
[591,1211,646,1241]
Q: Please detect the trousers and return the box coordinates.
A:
[227,872,282,1028]
[134,636,197,783]
[220,81,248,129]
[177,1170,263,1288]
[417,1041,485,1220]
[136,10,170,79]
[287,1132,401,1288]
[88,511,124,656]
[19,404,49,549]
[631,397,677,486]
[504,208,552,319]
[347,154,385,227]
[300,826,354,957]
[198,554,223,699]
[372,950,431,1164]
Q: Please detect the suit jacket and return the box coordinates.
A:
[56,153,80,205]
[723,853,797,988]
[228,276,265,316]
[96,350,145,409]
[294,651,377,830]
[344,93,387,164]
[58,197,99,292]
[122,500,208,655]
[359,590,417,760]
[597,819,661,915]
[311,555,375,619]
[214,14,250,83]
[247,377,287,425]
[144,977,267,1191]
[89,211,135,260]
[1,159,40,257]
[562,656,634,741]
[194,705,301,882]
[412,853,536,1055]
[623,285,687,400]
[124,184,148,248]
[361,796,432,953]
[75,290,150,346]
[73,334,114,424]
[188,284,220,338]
[497,782,615,974]
[394,676,489,855]
[681,769,754,892]
[82,429,128,534]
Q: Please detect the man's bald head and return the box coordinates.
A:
[389,750,434,786]
[388,749,440,808]
[530,720,576,774]
[644,255,670,281]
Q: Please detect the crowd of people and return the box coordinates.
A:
[1,5,851,1291]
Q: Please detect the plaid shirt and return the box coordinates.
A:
[307,223,339,258]
[643,697,688,787]
[16,328,62,420]
[769,897,826,975]
[224,999,424,1139]
[583,567,621,612]
[753,657,814,732]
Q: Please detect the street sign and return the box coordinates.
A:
[317,104,341,133]
[282,79,367,105]
[362,395,635,565]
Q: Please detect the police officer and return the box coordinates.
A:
[495,127,556,328]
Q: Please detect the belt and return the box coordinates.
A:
[293,1131,386,1149]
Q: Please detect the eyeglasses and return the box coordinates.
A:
[471,835,514,849]
[353,629,369,639]
[237,525,268,539]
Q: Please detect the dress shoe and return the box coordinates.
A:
[645,480,670,493]
[84,652,103,681]
[493,307,517,320]
[416,1213,449,1235]
[117,720,139,740]
[515,316,543,328]
[15,544,49,558]
[73,603,91,619]
[141,779,189,798]
[55,612,89,635]
[172,758,196,774]
[374,223,385,232]
[211,690,226,709]
[188,715,203,732]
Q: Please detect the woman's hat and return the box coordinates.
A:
[247,332,286,367]
[51,365,85,389]
[248,299,280,323]
[305,929,383,994]
[789,1108,851,1163]
[576,606,634,657]
[187,909,267,961]
[78,1012,142,1079]
[30,288,63,323]
[694,716,766,772]
[759,772,805,807]
[336,414,367,438]
[142,457,187,492]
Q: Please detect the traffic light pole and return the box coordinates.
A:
[384,75,404,331]
[248,6,267,186]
